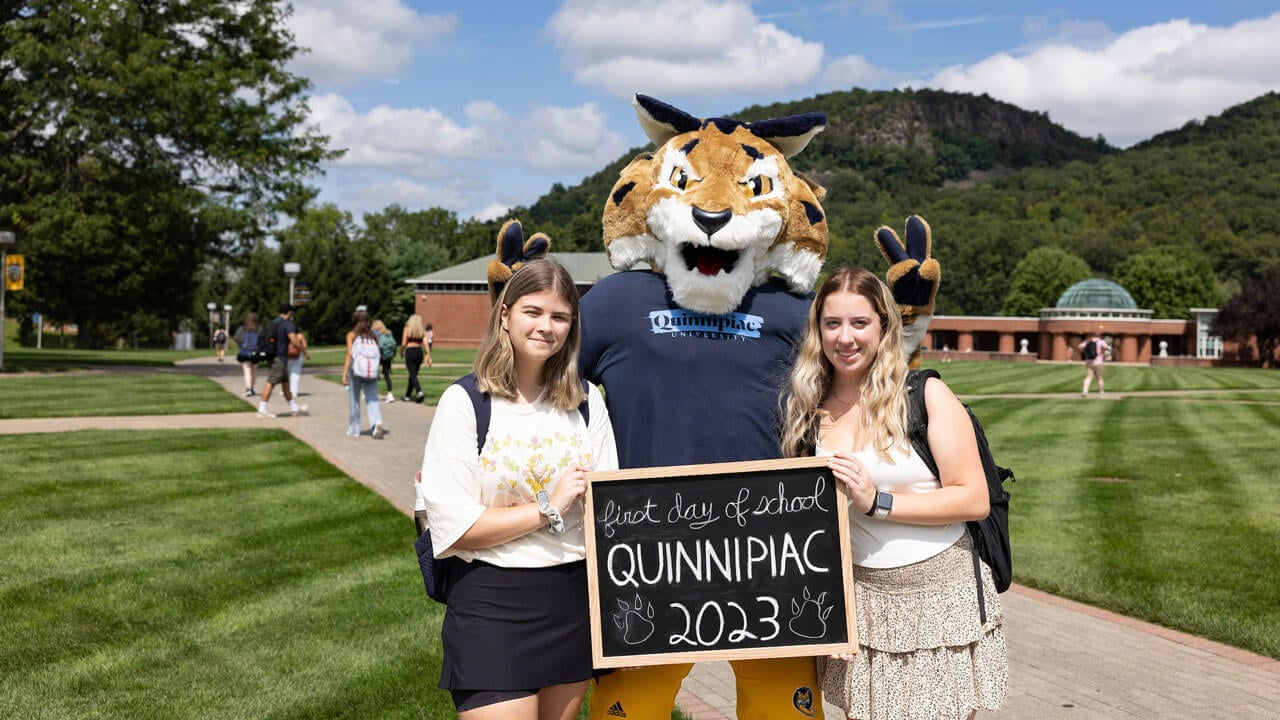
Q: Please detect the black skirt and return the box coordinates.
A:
[438,560,592,691]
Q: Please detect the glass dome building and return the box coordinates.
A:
[1055,279,1138,310]
[1041,278,1151,321]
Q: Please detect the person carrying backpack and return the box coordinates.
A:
[418,260,618,717]
[372,318,398,403]
[779,266,1007,719]
[343,309,386,438]
[256,303,308,418]
[233,312,260,397]
[1079,333,1109,398]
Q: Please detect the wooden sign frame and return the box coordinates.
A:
[583,456,857,668]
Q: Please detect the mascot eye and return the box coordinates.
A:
[669,167,690,191]
[744,175,774,197]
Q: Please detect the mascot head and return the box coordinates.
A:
[603,94,829,314]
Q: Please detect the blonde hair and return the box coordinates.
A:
[780,266,908,461]
[404,314,426,340]
[473,260,585,412]
[371,319,388,335]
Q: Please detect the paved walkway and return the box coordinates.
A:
[4,358,1279,719]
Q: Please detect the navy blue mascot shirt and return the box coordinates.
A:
[579,270,810,469]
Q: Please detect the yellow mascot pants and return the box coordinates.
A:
[589,657,823,719]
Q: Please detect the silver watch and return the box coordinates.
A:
[536,490,566,534]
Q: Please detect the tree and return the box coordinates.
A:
[1,1,337,347]
[361,205,457,329]
[1001,247,1093,316]
[1114,247,1224,319]
[1213,272,1280,368]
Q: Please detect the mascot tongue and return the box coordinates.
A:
[696,256,724,275]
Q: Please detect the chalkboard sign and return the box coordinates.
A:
[584,456,856,668]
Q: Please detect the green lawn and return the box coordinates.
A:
[926,360,1280,395]
[0,374,247,418]
[3,361,1279,720]
[0,428,449,719]
[968,393,1280,657]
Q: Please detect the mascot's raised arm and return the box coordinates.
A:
[580,94,832,720]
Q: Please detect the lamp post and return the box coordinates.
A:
[223,304,232,332]
[0,230,15,371]
[283,262,301,307]
[205,302,217,350]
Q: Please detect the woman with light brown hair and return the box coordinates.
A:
[420,259,617,719]
[780,266,1006,720]
[401,314,428,402]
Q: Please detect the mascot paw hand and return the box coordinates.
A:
[876,215,940,314]
[487,219,550,303]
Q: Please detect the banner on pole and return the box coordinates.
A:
[4,254,22,290]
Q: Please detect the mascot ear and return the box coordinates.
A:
[875,215,940,369]
[487,219,551,304]
[633,94,702,148]
[745,114,827,158]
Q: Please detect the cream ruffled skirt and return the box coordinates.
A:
[818,533,1008,720]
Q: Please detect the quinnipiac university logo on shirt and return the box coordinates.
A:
[647,309,764,340]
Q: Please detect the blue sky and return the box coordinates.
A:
[284,0,1280,223]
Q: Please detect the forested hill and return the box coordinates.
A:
[513,89,1280,315]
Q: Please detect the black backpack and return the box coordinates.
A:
[254,318,280,364]
[413,373,592,603]
[905,369,1014,623]
[1081,339,1098,360]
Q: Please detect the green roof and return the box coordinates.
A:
[1055,279,1138,309]
[404,252,630,286]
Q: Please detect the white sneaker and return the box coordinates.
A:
[386,392,395,403]
[291,404,309,417]
[256,408,272,418]
[372,423,385,439]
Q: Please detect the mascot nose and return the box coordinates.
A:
[691,206,732,237]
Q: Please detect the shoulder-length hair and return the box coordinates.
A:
[474,259,585,412]
[404,314,425,340]
[351,310,374,340]
[779,266,908,460]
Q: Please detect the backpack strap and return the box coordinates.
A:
[454,373,592,456]
[903,367,988,624]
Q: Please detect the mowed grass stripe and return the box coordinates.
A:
[935,361,1280,395]
[0,428,450,720]
[0,374,247,419]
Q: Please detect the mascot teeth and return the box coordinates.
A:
[681,244,739,276]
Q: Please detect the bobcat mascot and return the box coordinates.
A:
[488,94,938,718]
[574,95,937,720]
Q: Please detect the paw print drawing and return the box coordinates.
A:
[613,594,655,645]
[788,587,833,639]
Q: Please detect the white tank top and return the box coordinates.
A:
[817,444,964,568]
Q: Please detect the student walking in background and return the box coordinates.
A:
[1079,333,1109,397]
[372,318,398,403]
[288,328,311,398]
[256,304,308,418]
[779,266,1007,720]
[402,314,428,403]
[343,310,386,438]
[421,260,617,719]
[233,312,260,397]
[213,326,228,361]
[426,322,434,367]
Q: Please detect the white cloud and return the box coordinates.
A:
[307,93,508,175]
[288,0,455,87]
[520,103,630,173]
[472,203,513,222]
[821,54,883,89]
[546,0,823,97]
[922,13,1280,146]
